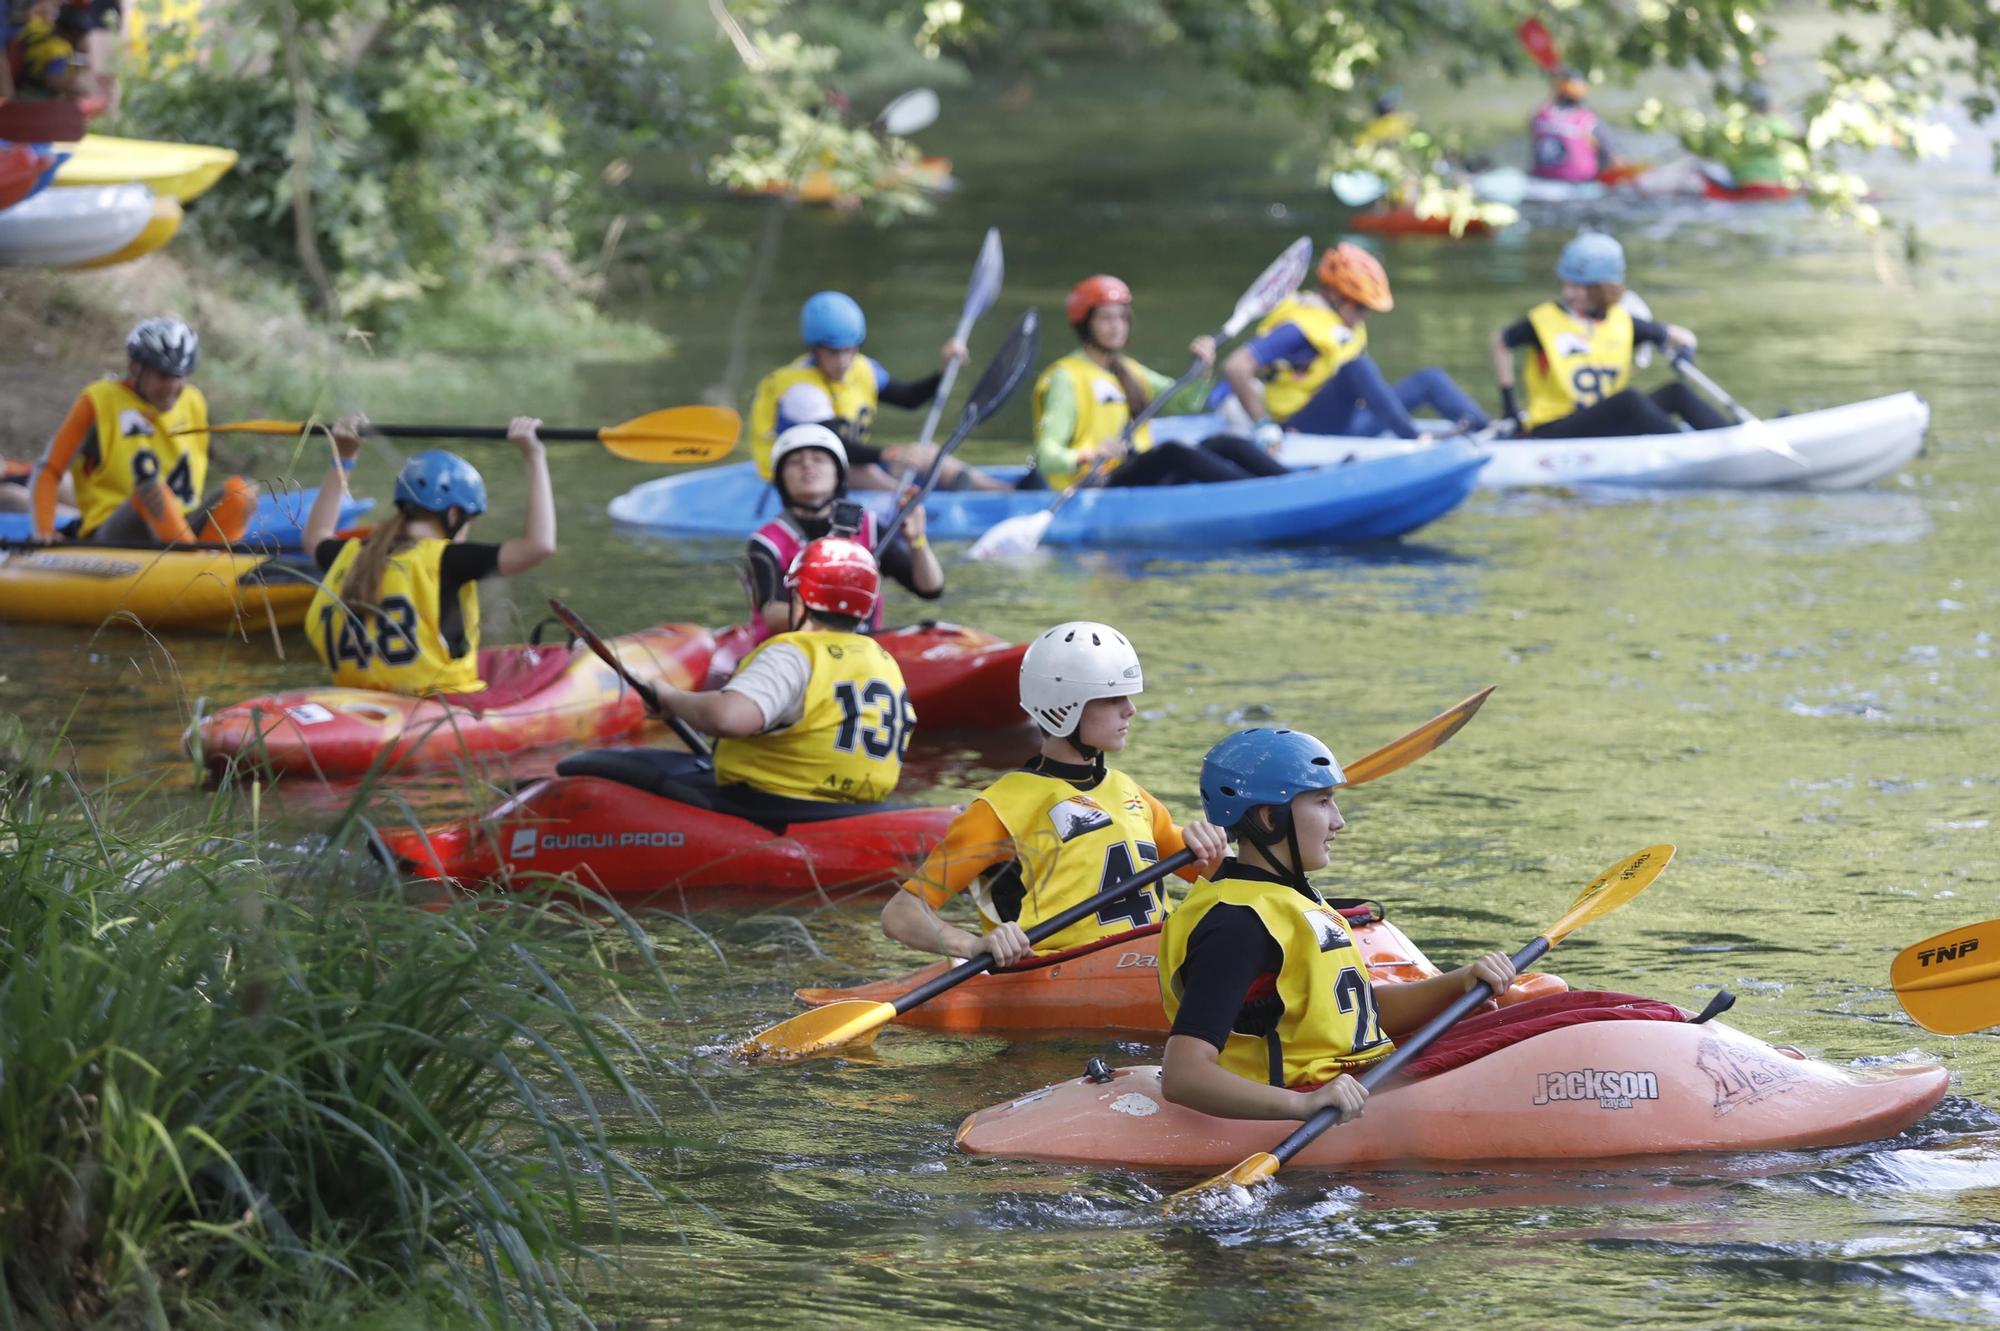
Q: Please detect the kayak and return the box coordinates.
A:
[0,484,374,550]
[191,623,718,780]
[1352,205,1497,238]
[0,545,316,630]
[0,143,56,211]
[1153,392,1928,492]
[0,99,87,144]
[68,192,183,269]
[1702,178,1796,203]
[0,183,153,267]
[610,446,1488,548]
[379,747,957,905]
[743,155,956,206]
[796,909,1571,1036]
[53,135,238,204]
[955,1016,1949,1169]
[710,621,1029,730]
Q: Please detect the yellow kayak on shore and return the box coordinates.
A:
[0,546,315,632]
[53,135,238,204]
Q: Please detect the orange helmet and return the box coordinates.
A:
[1065,274,1133,328]
[1316,243,1394,313]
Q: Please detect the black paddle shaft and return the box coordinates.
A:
[1268,935,1553,1167]
[547,598,712,758]
[892,848,1196,1014]
[365,424,604,442]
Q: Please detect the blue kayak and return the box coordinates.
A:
[0,484,372,551]
[608,444,1486,548]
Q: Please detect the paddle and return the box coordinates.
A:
[907,227,1006,463]
[1167,843,1675,1212]
[876,306,1040,554]
[1516,17,1562,72]
[967,236,1313,562]
[547,597,713,759]
[735,683,1496,1063]
[183,406,743,466]
[1891,919,2000,1034]
[1668,355,1809,469]
[875,87,940,138]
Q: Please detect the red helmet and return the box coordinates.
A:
[1065,274,1133,328]
[786,536,880,618]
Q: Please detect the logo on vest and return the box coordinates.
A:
[1532,1067,1659,1109]
[1553,332,1593,360]
[117,408,157,439]
[1046,795,1113,843]
[1305,908,1350,953]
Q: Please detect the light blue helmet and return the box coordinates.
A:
[394,450,487,517]
[1556,232,1626,285]
[1199,728,1346,830]
[800,291,866,349]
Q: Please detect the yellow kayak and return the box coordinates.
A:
[53,135,238,205]
[68,194,184,270]
[0,546,316,632]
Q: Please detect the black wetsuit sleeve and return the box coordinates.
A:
[1499,317,1540,351]
[1169,905,1283,1051]
[1629,317,1671,347]
[878,371,944,409]
[877,537,942,601]
[314,538,346,573]
[438,541,503,595]
[745,540,786,609]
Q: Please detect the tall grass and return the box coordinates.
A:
[0,763,693,1329]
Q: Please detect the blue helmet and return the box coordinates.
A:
[800,291,866,349]
[1199,728,1346,830]
[1556,232,1626,285]
[394,450,487,517]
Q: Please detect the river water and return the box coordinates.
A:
[7,60,2000,1330]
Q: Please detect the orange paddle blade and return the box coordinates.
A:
[1892,919,2000,1034]
[1344,685,1495,786]
[1541,844,1674,948]
[598,406,741,463]
[1165,1152,1279,1214]
[735,998,898,1063]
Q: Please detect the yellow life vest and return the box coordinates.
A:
[970,766,1170,954]
[1029,352,1156,488]
[69,380,211,538]
[1159,872,1393,1088]
[713,630,911,802]
[19,18,74,85]
[1254,296,1369,423]
[1522,301,1634,429]
[304,537,485,695]
[748,356,882,478]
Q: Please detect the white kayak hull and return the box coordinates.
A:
[0,182,154,267]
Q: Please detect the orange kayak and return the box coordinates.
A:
[1352,205,1495,237]
[796,905,1570,1035]
[956,1019,1949,1169]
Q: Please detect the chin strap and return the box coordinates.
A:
[1239,806,1312,892]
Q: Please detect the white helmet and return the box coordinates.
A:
[1019,621,1143,736]
[770,423,848,505]
[777,382,837,426]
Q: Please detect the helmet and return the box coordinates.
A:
[1065,275,1133,329]
[126,317,200,376]
[394,450,488,517]
[1018,620,1142,737]
[1743,80,1772,112]
[786,536,879,618]
[1316,243,1393,312]
[800,292,867,349]
[770,422,849,502]
[1199,728,1346,830]
[1556,231,1626,285]
[1555,68,1590,101]
[777,382,837,427]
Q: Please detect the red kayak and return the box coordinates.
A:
[1701,179,1796,203]
[710,621,1028,730]
[0,98,87,143]
[378,746,956,907]
[1353,205,1495,238]
[0,143,55,211]
[193,624,715,781]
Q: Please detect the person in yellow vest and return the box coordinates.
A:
[1032,276,1288,489]
[649,536,914,805]
[1159,727,1516,1123]
[881,620,1227,966]
[747,291,1007,492]
[1490,232,1723,438]
[29,318,260,546]
[1215,244,1488,443]
[299,416,555,697]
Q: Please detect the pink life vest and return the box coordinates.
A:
[745,509,884,646]
[1530,103,1602,182]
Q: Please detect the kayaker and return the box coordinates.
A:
[881,620,1228,965]
[1490,232,1728,438]
[1033,276,1288,489]
[11,0,80,97]
[1708,82,1794,191]
[29,317,262,547]
[1157,726,1516,1123]
[748,291,1008,492]
[1214,245,1489,440]
[1529,68,1618,183]
[299,416,555,697]
[648,535,914,804]
[745,414,942,641]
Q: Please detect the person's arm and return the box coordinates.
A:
[1221,324,1310,422]
[1143,790,1225,880]
[1138,352,1212,418]
[877,353,947,410]
[1031,370,1086,480]
[1630,316,1696,357]
[1372,952,1518,1034]
[880,799,1024,961]
[659,638,806,738]
[30,394,95,540]
[301,414,367,551]
[496,416,555,576]
[1492,318,1537,421]
[879,502,943,598]
[744,541,790,632]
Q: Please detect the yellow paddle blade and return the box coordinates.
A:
[734,998,898,1063]
[1165,1151,1280,1214]
[189,419,310,437]
[1541,844,1675,948]
[599,406,742,463]
[1892,919,2000,1034]
[1344,685,1495,787]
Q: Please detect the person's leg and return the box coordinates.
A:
[1198,434,1289,477]
[189,476,260,543]
[88,478,197,545]
[1104,442,1250,487]
[1529,388,1680,439]
[1286,357,1423,438]
[1649,381,1731,431]
[1394,367,1492,429]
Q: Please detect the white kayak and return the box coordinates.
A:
[1153,392,1928,492]
[0,182,154,267]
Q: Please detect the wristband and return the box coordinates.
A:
[338,456,357,472]
[908,533,929,551]
[1498,386,1519,420]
